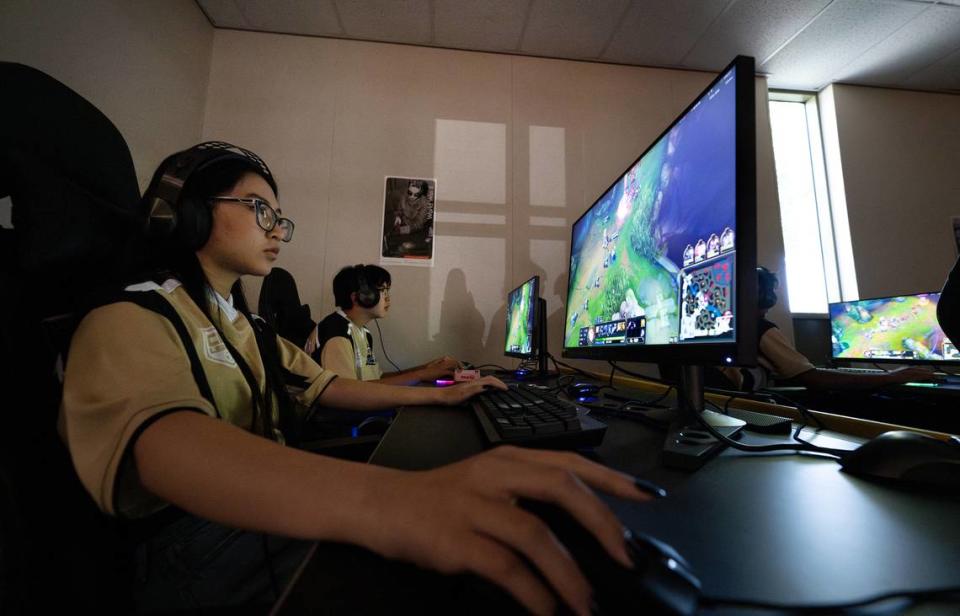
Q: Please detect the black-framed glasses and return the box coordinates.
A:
[210,196,295,242]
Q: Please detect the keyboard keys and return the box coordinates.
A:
[471,383,607,449]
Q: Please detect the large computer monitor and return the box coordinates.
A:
[561,55,757,468]
[505,275,548,376]
[830,292,960,364]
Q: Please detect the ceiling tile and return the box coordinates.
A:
[833,4,960,87]
[903,44,960,92]
[761,0,928,90]
[235,0,341,36]
[197,0,249,28]
[520,0,631,60]
[335,0,433,44]
[683,0,833,72]
[601,0,728,67]
[434,0,527,52]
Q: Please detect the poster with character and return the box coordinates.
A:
[381,176,436,266]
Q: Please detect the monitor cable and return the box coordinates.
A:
[698,397,849,458]
[607,361,676,407]
[373,319,403,372]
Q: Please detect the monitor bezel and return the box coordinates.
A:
[504,274,541,359]
[561,55,757,367]
[828,291,959,365]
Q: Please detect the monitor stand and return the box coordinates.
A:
[640,365,745,470]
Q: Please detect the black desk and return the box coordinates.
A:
[367,405,960,612]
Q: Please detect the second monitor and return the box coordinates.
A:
[505,275,549,378]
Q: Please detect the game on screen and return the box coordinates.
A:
[564,67,738,350]
[830,293,960,362]
[505,277,536,356]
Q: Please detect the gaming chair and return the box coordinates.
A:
[258,267,316,349]
[0,62,144,613]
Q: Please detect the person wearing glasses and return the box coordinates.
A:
[305,263,461,384]
[58,143,655,615]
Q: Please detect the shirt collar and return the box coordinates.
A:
[336,307,369,333]
[209,289,239,323]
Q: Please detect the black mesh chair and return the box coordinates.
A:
[0,62,144,614]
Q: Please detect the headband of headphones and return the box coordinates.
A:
[144,141,274,238]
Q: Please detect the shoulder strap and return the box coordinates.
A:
[118,291,219,416]
[248,315,302,445]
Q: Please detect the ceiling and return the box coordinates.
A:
[195,0,960,94]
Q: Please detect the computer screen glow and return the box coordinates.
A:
[830,293,959,363]
[564,65,739,351]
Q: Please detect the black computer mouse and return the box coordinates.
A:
[519,499,700,615]
[839,430,960,490]
[566,381,600,399]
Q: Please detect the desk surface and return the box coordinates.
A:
[369,403,960,610]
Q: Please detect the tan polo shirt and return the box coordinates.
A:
[309,309,384,381]
[758,326,816,380]
[58,279,336,518]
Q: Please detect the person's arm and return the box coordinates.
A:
[375,355,461,385]
[760,326,936,390]
[134,410,654,616]
[318,374,504,410]
[784,366,936,390]
[937,255,960,344]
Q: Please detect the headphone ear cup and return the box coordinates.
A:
[759,288,776,310]
[176,197,213,250]
[354,267,380,308]
[356,286,379,309]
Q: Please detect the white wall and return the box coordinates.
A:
[202,30,787,373]
[0,0,214,188]
[831,85,960,298]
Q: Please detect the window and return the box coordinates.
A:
[769,89,857,314]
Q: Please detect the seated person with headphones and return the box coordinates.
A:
[59,142,654,614]
[720,266,935,391]
[305,264,461,384]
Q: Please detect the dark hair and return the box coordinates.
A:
[142,152,284,439]
[407,179,428,198]
[758,266,779,311]
[333,264,391,309]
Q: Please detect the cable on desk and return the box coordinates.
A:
[607,361,675,407]
[755,388,825,430]
[548,354,597,380]
[699,398,849,458]
[699,585,960,614]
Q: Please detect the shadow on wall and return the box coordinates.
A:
[434,267,485,363]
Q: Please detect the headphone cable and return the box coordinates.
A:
[373,319,403,371]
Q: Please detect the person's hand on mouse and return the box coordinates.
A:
[419,355,463,381]
[361,446,657,616]
[434,375,506,405]
[883,366,938,385]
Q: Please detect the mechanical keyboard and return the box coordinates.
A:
[471,384,607,449]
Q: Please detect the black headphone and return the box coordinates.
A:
[354,264,380,309]
[758,266,779,311]
[143,141,273,249]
